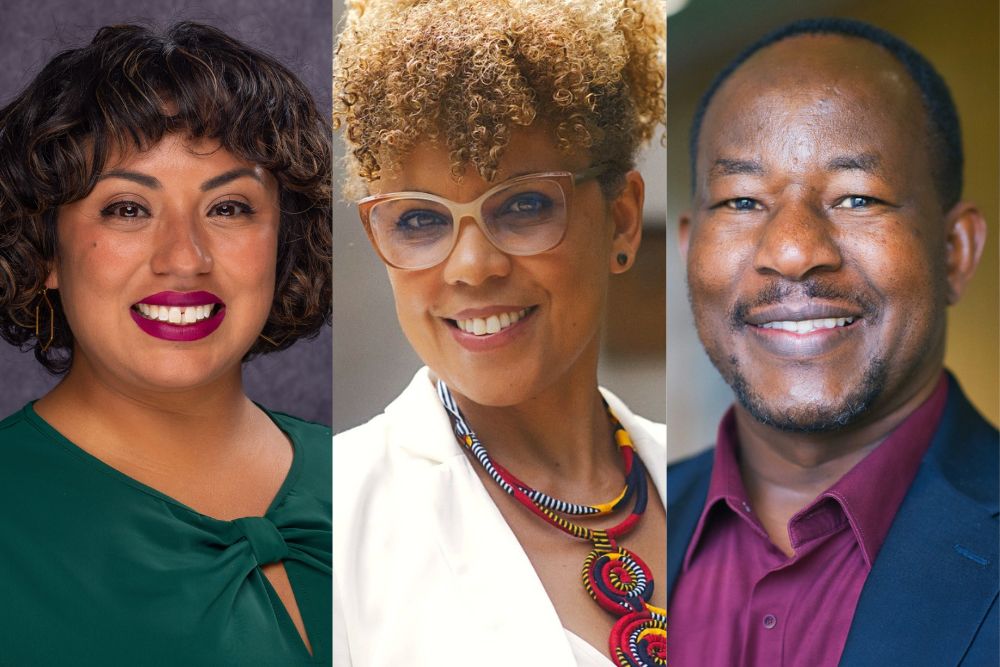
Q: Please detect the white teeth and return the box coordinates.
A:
[456,308,530,336]
[760,316,855,334]
[134,303,217,325]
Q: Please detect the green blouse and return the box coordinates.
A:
[0,403,331,666]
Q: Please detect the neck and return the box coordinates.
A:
[446,367,621,501]
[35,355,257,470]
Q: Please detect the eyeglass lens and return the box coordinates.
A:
[368,177,568,269]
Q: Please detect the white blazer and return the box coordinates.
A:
[333,368,666,666]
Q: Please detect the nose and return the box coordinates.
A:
[149,214,213,277]
[753,202,842,280]
[440,215,511,286]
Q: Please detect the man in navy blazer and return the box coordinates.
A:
[668,18,997,666]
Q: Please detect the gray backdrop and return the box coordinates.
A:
[0,0,332,425]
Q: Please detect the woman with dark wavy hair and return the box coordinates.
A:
[0,22,331,663]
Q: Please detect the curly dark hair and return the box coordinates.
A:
[0,21,332,374]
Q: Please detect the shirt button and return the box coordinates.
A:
[742,501,752,513]
[763,614,777,629]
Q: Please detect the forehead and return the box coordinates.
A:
[698,35,929,177]
[373,123,588,197]
[96,134,276,189]
[103,135,240,168]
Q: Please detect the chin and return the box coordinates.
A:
[110,344,241,392]
[130,365,232,392]
[728,357,889,433]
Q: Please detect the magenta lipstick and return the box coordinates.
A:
[130,291,226,342]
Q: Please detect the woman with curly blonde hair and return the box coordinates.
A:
[0,22,331,663]
[333,1,665,664]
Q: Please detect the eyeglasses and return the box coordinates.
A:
[357,165,606,270]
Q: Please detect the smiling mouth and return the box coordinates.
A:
[757,316,857,334]
[451,307,533,336]
[132,303,222,325]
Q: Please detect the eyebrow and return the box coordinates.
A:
[200,167,262,191]
[707,153,886,181]
[99,170,160,189]
[710,158,764,179]
[824,153,883,175]
[97,167,262,191]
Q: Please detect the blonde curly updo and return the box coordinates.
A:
[333,0,665,199]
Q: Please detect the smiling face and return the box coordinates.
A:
[49,134,280,392]
[376,125,640,407]
[684,35,955,432]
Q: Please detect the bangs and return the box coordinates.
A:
[5,21,324,215]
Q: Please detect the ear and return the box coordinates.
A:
[609,170,644,274]
[44,265,59,290]
[942,201,987,305]
[678,212,693,261]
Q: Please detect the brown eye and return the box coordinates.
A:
[100,200,149,218]
[210,201,255,217]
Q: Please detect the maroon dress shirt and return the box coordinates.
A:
[670,374,949,666]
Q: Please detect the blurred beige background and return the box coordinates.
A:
[667,0,999,461]
[332,4,667,432]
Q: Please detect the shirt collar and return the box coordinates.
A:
[817,373,949,567]
[684,372,949,571]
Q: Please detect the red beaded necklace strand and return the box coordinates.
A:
[437,381,666,666]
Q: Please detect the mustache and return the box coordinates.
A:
[729,279,881,329]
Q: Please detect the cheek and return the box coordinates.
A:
[223,231,280,296]
[56,228,140,299]
[847,224,942,305]
[547,248,605,327]
[555,214,616,300]
[686,224,749,310]
[386,271,434,341]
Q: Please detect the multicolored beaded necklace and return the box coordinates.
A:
[437,381,666,667]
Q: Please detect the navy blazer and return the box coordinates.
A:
[667,375,998,666]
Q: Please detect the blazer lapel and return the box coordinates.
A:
[420,458,580,665]
[391,368,580,666]
[840,379,999,666]
[839,471,997,665]
[601,388,667,509]
[666,451,712,597]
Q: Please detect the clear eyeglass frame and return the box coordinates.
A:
[357,164,607,270]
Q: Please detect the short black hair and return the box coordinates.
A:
[688,17,963,209]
